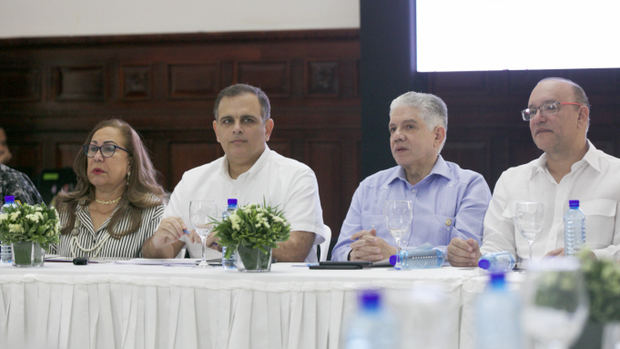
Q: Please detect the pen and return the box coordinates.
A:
[291,263,318,267]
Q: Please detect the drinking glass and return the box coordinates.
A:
[384,200,413,269]
[514,201,544,263]
[189,200,218,268]
[522,257,589,349]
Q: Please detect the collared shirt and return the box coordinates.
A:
[481,141,620,261]
[0,164,43,205]
[331,156,492,261]
[54,203,164,258]
[163,146,330,263]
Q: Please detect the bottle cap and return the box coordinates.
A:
[359,289,381,311]
[478,258,491,270]
[489,272,506,289]
[569,200,579,209]
[4,195,15,203]
[227,198,237,207]
[388,254,399,266]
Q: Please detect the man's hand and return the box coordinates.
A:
[544,247,564,257]
[150,217,188,248]
[143,217,189,258]
[205,232,222,252]
[349,228,397,262]
[447,237,481,267]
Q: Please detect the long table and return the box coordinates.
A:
[0,261,502,349]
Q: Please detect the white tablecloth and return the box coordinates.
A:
[0,262,487,349]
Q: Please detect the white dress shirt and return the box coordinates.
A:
[481,141,620,261]
[163,146,330,263]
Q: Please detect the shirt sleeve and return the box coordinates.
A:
[281,168,328,245]
[138,204,165,257]
[446,173,492,248]
[480,172,518,257]
[10,172,44,205]
[162,174,189,225]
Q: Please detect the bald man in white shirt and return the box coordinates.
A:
[448,77,620,266]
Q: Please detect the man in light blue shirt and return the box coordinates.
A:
[331,91,492,262]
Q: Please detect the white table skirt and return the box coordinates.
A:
[0,262,486,349]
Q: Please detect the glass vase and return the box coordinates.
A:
[12,241,44,267]
[236,245,272,272]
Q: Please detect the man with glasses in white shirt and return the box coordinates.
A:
[448,77,620,266]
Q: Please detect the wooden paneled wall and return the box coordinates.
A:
[0,30,361,247]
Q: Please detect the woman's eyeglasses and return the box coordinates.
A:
[83,143,130,158]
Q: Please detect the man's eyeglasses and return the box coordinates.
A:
[521,101,585,121]
[83,143,130,158]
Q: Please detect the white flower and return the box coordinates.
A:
[0,213,7,223]
[26,212,43,223]
[230,213,241,231]
[272,215,284,223]
[9,224,24,233]
[9,211,20,221]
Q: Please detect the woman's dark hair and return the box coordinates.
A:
[57,119,164,238]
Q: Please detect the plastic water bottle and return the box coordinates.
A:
[1,195,17,264]
[221,198,237,270]
[475,273,522,349]
[478,251,516,272]
[564,200,586,256]
[344,289,397,349]
[389,247,444,269]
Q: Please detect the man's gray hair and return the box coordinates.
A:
[390,91,448,132]
[213,83,271,122]
[390,91,448,152]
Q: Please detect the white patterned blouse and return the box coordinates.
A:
[54,203,164,259]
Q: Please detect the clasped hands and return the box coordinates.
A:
[348,228,397,262]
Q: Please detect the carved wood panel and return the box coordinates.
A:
[53,66,105,102]
[168,64,219,99]
[0,68,41,102]
[237,61,290,97]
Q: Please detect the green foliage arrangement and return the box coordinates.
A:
[213,202,291,258]
[579,249,620,323]
[533,268,582,313]
[0,203,60,249]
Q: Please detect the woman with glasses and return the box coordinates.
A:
[53,119,165,259]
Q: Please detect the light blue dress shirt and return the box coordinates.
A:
[331,156,492,261]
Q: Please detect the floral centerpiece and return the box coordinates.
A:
[578,250,620,323]
[571,249,620,349]
[213,202,290,272]
[0,203,60,267]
